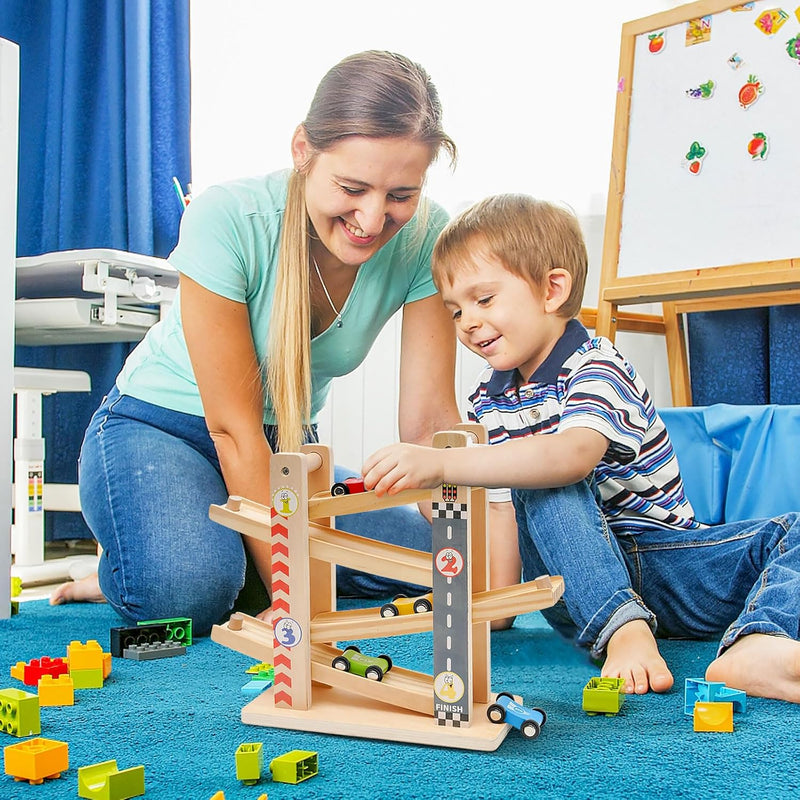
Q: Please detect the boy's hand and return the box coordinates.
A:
[362,443,444,496]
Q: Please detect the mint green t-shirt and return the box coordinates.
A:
[115,170,449,425]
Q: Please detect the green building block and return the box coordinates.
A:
[582,677,626,716]
[269,750,318,784]
[139,617,192,646]
[71,667,104,689]
[78,759,145,799]
[235,742,264,785]
[0,687,41,737]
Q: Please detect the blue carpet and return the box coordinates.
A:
[1,600,799,799]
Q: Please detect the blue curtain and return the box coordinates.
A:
[688,307,800,405]
[1,0,191,539]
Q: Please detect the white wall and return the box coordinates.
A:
[189,0,678,467]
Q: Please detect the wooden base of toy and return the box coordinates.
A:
[241,684,513,752]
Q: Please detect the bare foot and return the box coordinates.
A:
[49,573,106,605]
[706,633,800,704]
[602,618,674,694]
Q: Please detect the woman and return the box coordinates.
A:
[53,51,460,634]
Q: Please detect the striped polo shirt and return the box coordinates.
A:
[467,319,702,533]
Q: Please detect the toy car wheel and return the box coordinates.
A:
[520,719,541,740]
[364,665,384,681]
[331,482,349,496]
[413,597,432,613]
[378,654,393,672]
[332,655,351,672]
[533,707,547,726]
[487,703,506,724]
[495,691,515,702]
[380,603,399,617]
[345,645,361,654]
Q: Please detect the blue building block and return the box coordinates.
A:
[684,678,746,716]
[242,678,273,696]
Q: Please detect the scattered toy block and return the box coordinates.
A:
[70,668,104,689]
[209,793,225,800]
[4,737,68,784]
[245,662,273,675]
[582,677,626,716]
[694,701,734,732]
[110,624,169,658]
[122,642,186,661]
[10,656,69,686]
[0,688,40,737]
[139,617,193,646]
[242,678,273,696]
[235,742,264,786]
[684,678,746,716]
[10,577,21,616]
[77,759,145,799]
[37,674,75,706]
[269,750,318,784]
[68,641,105,671]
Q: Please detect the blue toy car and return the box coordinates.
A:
[486,692,547,740]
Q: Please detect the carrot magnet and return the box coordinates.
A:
[686,79,715,98]
[747,132,769,160]
[787,34,800,64]
[754,8,789,34]
[685,141,707,174]
[648,31,666,54]
[738,74,764,109]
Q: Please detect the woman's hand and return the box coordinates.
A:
[362,443,444,496]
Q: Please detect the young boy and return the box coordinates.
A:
[363,194,800,702]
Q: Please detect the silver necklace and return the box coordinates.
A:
[312,256,343,328]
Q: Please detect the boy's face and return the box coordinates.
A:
[440,251,569,380]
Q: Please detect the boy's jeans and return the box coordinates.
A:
[79,386,431,635]
[512,479,800,659]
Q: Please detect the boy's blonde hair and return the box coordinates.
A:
[432,194,587,318]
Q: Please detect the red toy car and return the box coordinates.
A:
[331,477,366,496]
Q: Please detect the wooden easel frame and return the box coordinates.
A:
[594,0,800,406]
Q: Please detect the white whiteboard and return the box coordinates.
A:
[618,1,800,277]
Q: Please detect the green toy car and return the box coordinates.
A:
[331,645,393,681]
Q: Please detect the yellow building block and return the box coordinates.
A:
[694,701,734,732]
[67,640,105,671]
[38,674,75,706]
[4,737,68,785]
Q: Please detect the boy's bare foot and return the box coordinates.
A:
[706,633,800,704]
[49,573,106,605]
[602,618,674,694]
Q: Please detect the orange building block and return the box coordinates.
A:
[38,674,75,706]
[67,640,105,671]
[693,701,734,732]
[4,737,68,785]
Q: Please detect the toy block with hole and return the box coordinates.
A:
[139,617,193,646]
[3,737,68,785]
[110,624,169,658]
[693,701,734,732]
[37,674,75,706]
[582,677,626,716]
[10,656,69,686]
[235,742,264,785]
[684,677,746,716]
[77,759,145,799]
[0,688,40,737]
[269,750,318,784]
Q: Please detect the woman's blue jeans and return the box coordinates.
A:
[79,387,431,635]
[513,479,800,659]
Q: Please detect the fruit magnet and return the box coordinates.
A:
[686,79,715,99]
[787,34,800,64]
[747,132,768,160]
[648,31,666,54]
[738,74,764,109]
[754,8,789,34]
[685,141,707,174]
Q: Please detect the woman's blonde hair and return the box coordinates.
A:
[267,51,457,452]
[432,194,587,318]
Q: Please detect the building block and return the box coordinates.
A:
[37,674,75,706]
[77,759,145,799]
[246,662,273,676]
[684,678,746,716]
[139,617,193,646]
[10,656,69,686]
[0,688,40,737]
[10,577,21,616]
[269,750,318,784]
[209,793,225,800]
[242,678,273,696]
[582,677,626,716]
[122,642,186,661]
[4,737,68,784]
[68,640,105,671]
[110,624,169,658]
[70,668,104,689]
[693,701,734,732]
[235,742,264,785]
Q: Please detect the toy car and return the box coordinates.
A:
[331,477,366,496]
[331,645,393,681]
[486,692,547,740]
[380,592,433,617]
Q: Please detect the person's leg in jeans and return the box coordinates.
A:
[78,389,246,635]
[513,479,672,693]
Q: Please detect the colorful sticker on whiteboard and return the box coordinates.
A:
[787,34,800,64]
[686,79,715,99]
[747,132,769,160]
[754,8,789,34]
[686,16,712,46]
[648,31,666,54]
[738,74,764,109]
[731,2,755,10]
[728,52,745,69]
[796,5,800,23]
[685,141,707,174]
